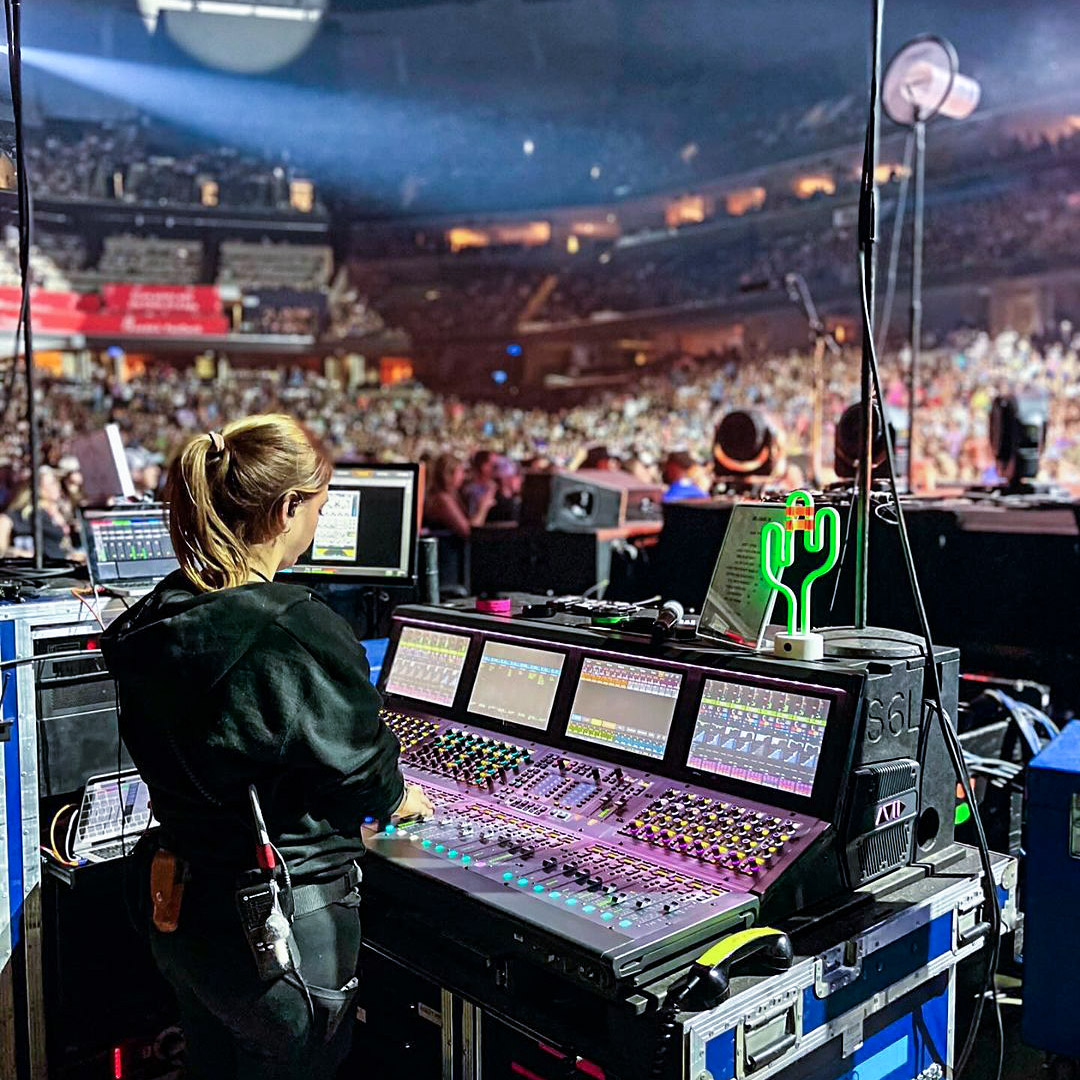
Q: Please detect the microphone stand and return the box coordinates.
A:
[854,0,885,630]
[785,273,842,488]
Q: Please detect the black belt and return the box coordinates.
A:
[290,864,362,919]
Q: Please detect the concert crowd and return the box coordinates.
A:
[0,326,1075,552]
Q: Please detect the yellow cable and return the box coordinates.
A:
[49,803,78,866]
[695,927,787,969]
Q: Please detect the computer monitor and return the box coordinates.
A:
[687,677,831,798]
[279,464,419,586]
[80,505,178,585]
[467,640,565,732]
[70,424,136,505]
[384,625,470,708]
[566,657,682,760]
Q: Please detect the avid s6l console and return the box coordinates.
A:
[364,601,959,1000]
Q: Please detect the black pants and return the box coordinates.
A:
[150,883,362,1080]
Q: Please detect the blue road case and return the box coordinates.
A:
[682,847,1014,1080]
[354,846,1016,1080]
[0,594,136,1079]
[1024,719,1080,1058]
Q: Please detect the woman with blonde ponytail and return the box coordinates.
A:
[101,414,432,1079]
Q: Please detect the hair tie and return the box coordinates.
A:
[207,431,226,455]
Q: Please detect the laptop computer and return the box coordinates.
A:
[72,770,156,864]
[79,504,179,589]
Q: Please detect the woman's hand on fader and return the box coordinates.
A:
[392,783,434,822]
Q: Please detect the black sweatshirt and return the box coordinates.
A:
[101,570,405,884]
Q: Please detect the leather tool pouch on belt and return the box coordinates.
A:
[150,848,189,933]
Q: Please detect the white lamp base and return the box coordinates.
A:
[773,631,825,661]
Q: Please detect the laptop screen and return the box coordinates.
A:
[73,772,154,855]
[81,506,178,585]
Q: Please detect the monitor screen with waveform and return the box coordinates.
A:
[687,678,830,798]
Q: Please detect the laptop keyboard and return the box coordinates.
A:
[81,784,127,842]
[89,837,142,862]
[77,778,153,853]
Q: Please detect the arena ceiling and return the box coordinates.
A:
[13,0,1080,215]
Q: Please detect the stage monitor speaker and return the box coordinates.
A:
[524,470,663,532]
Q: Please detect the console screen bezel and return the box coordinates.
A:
[676,672,852,817]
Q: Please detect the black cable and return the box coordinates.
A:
[649,1003,682,1080]
[852,0,884,628]
[0,561,76,579]
[856,248,1002,1080]
[3,0,41,567]
[846,10,1000,1071]
[649,973,695,1080]
[0,0,24,420]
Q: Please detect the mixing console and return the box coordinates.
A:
[364,600,961,1003]
[369,706,825,992]
[380,708,822,890]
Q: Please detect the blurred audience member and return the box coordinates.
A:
[485,457,523,525]
[4,467,84,562]
[662,451,710,500]
[126,447,165,498]
[579,446,623,471]
[424,453,495,538]
[463,450,498,518]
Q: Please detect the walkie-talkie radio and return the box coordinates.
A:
[236,784,300,982]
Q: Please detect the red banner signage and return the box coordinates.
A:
[0,307,229,336]
[0,286,100,312]
[83,312,230,335]
[0,303,88,334]
[0,282,229,337]
[101,283,222,316]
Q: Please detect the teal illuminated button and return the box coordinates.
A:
[448,850,459,859]
[565,897,578,906]
[602,912,614,921]
[517,877,529,887]
[385,824,396,834]
[461,855,471,865]
[533,884,545,892]
[421,839,432,848]
[434,844,445,853]
[583,904,596,914]
[619,919,633,928]
[503,871,514,880]
[549,891,561,899]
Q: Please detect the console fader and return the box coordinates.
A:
[364,601,959,998]
[369,704,824,994]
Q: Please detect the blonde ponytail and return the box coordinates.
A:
[166,414,332,592]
